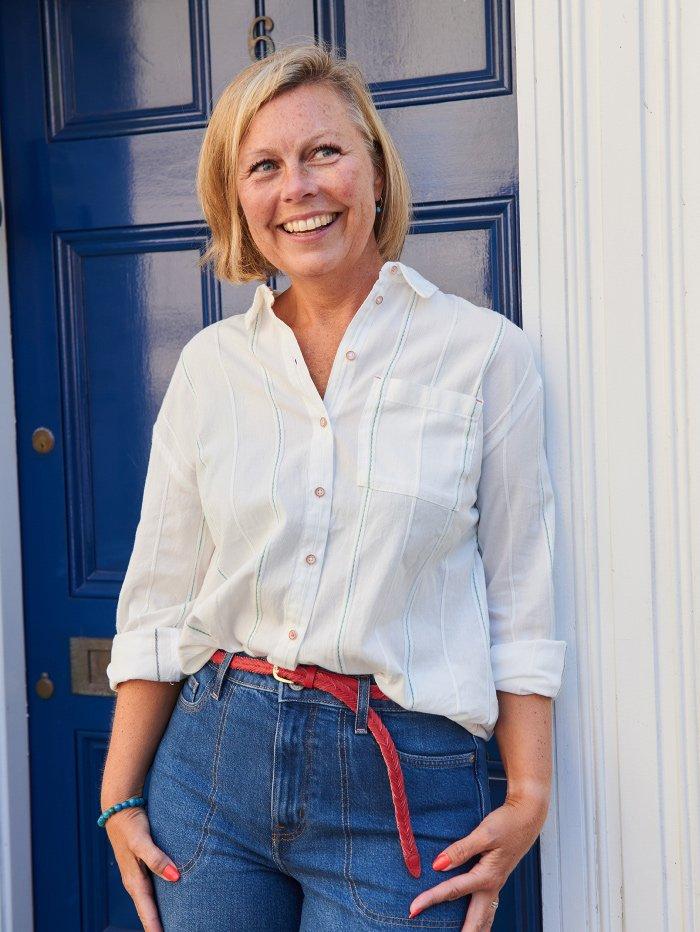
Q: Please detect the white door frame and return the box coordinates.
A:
[515,0,699,929]
[514,2,584,924]
[0,136,34,929]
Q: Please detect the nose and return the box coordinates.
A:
[280,163,319,203]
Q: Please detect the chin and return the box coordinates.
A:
[280,252,347,278]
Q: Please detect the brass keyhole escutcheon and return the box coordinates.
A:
[35,673,54,699]
[32,427,55,454]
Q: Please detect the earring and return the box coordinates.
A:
[375,196,383,214]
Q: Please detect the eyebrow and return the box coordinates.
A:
[242,131,340,160]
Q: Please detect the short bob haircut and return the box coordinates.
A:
[196,41,412,284]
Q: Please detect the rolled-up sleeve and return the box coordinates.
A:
[105,349,215,692]
[476,317,568,698]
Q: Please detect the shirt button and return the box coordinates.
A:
[345,349,356,360]
[375,295,383,304]
[390,265,398,274]
[319,416,328,427]
[305,554,317,565]
[314,486,325,497]
[288,628,298,640]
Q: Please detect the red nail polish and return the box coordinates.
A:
[409,906,423,918]
[163,864,180,881]
[432,852,451,871]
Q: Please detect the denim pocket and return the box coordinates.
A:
[340,709,485,926]
[384,709,479,761]
[395,747,475,769]
[176,660,217,714]
[148,666,235,875]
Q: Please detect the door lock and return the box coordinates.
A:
[32,427,55,454]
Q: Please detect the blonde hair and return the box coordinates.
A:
[196,42,412,284]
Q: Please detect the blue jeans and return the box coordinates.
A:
[149,651,492,930]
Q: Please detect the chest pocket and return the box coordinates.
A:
[356,376,483,511]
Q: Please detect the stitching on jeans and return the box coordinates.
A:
[269,696,287,871]
[396,749,475,769]
[178,679,236,876]
[178,665,218,713]
[177,677,207,714]
[220,671,278,695]
[272,700,319,843]
[227,671,411,713]
[339,709,464,927]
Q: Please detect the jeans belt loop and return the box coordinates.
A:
[354,674,371,734]
[211,650,235,699]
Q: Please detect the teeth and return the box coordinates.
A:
[282,212,337,233]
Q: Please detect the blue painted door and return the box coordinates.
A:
[0,1,539,929]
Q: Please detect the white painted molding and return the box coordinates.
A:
[0,133,33,926]
[515,0,700,929]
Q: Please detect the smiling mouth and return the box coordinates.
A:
[278,212,341,235]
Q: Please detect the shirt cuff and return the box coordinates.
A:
[106,627,186,693]
[490,639,568,698]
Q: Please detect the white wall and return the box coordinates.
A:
[516,0,700,928]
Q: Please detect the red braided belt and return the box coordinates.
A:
[209,650,421,878]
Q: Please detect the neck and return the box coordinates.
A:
[275,249,385,331]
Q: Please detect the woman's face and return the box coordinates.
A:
[237,82,384,283]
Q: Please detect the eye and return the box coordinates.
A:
[249,157,276,174]
[312,143,341,160]
[247,143,340,175]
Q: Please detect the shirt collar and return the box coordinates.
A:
[243,260,438,332]
[385,260,439,298]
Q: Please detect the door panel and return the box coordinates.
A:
[0,1,536,929]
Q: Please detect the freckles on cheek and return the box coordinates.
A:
[338,162,367,196]
[337,170,374,223]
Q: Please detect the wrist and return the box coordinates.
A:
[97,794,147,828]
[505,780,551,809]
[100,785,145,811]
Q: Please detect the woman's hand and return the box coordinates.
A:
[105,804,180,932]
[408,792,550,930]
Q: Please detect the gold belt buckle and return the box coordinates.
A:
[272,664,296,685]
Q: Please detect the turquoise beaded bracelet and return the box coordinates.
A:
[97,795,147,828]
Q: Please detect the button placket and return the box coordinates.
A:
[276,385,334,668]
[269,271,391,669]
[320,279,383,411]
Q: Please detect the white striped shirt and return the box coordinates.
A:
[106,260,568,740]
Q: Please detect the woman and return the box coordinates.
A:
[102,42,567,932]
